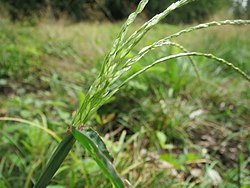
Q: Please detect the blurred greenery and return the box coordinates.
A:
[145,0,229,23]
[0,8,250,188]
[0,0,249,23]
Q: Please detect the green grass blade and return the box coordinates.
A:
[0,117,60,141]
[79,126,114,162]
[34,133,76,188]
[70,126,125,188]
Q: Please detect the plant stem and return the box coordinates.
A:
[34,133,76,188]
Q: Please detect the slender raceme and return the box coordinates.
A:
[119,52,250,89]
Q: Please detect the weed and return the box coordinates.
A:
[1,0,250,187]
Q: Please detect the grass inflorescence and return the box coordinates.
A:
[72,1,250,129]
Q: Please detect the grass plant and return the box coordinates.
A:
[31,0,250,187]
[1,0,250,187]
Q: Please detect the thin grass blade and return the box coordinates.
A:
[0,117,60,141]
[34,133,76,188]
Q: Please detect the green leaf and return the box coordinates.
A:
[160,154,183,170]
[34,133,76,188]
[71,126,124,188]
[80,127,114,162]
[156,131,167,149]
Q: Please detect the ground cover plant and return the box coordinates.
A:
[0,0,250,187]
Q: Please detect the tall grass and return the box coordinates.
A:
[32,0,250,187]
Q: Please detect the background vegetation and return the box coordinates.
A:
[1,0,250,22]
[0,0,250,187]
